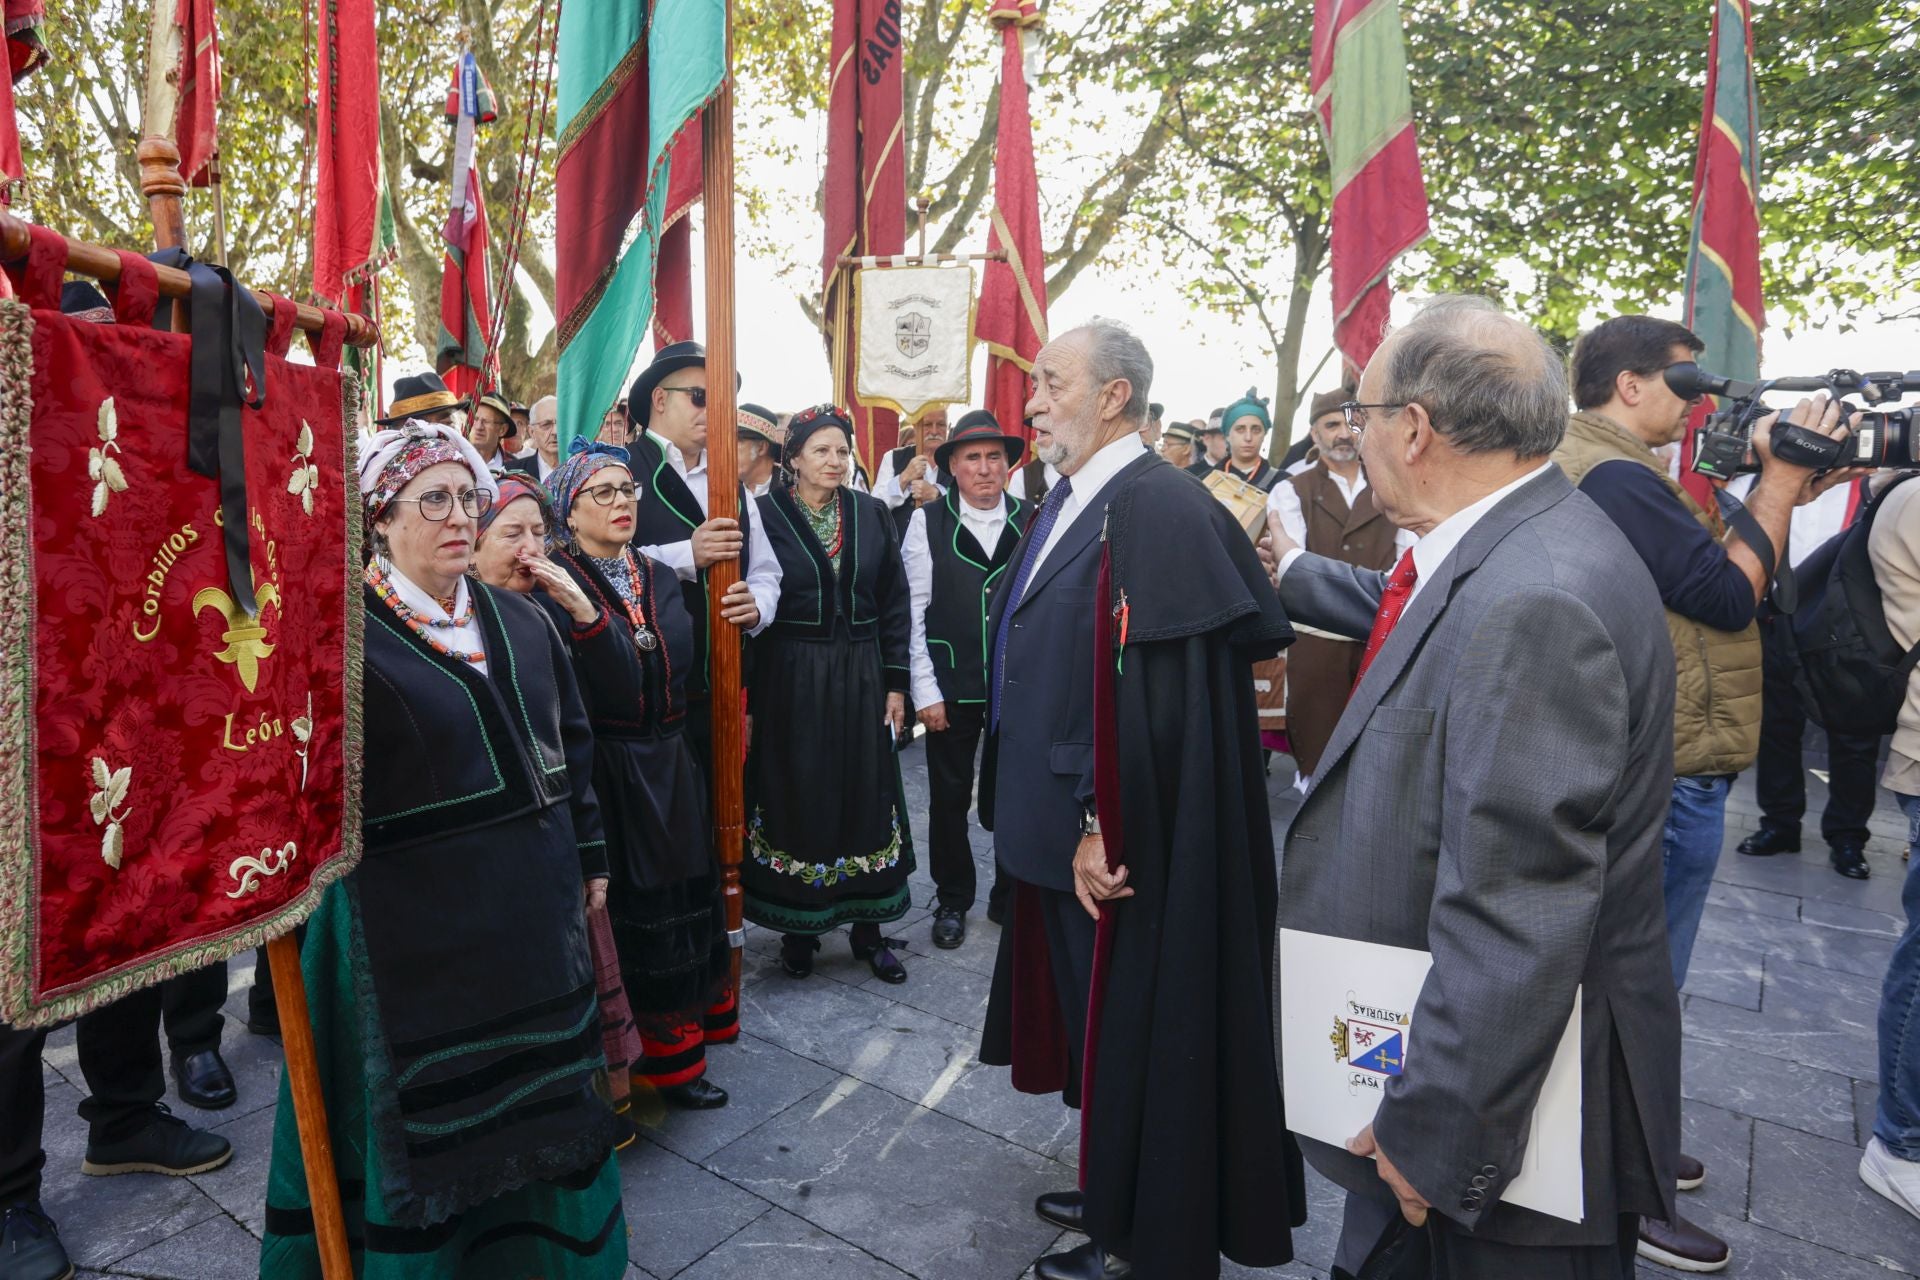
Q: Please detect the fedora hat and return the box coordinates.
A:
[626,341,744,428]
[381,371,460,425]
[934,409,1026,473]
[737,401,783,462]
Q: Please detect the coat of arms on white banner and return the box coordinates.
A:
[855,264,975,417]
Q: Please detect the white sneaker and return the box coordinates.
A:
[1860,1136,1920,1221]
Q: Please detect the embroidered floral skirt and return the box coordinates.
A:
[742,629,915,934]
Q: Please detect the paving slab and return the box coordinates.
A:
[1672,1098,1754,1224]
[1679,938,1765,1011]
[1748,1118,1920,1273]
[1691,899,1895,981]
[1705,881,1802,921]
[111,1212,262,1280]
[615,1144,771,1279]
[633,1030,839,1164]
[1857,1078,1883,1148]
[1639,1205,1918,1279]
[706,1077,1064,1280]
[187,1101,280,1237]
[672,1206,914,1280]
[855,941,994,1031]
[1680,1032,1860,1143]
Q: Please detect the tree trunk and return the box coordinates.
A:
[1265,221,1327,465]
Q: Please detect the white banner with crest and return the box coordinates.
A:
[855,264,975,417]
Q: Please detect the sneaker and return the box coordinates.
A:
[0,1201,73,1280]
[1861,1136,1920,1221]
[81,1103,233,1177]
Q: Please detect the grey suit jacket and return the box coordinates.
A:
[1274,467,1681,1247]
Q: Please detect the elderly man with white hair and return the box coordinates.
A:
[978,319,1302,1280]
[505,394,561,483]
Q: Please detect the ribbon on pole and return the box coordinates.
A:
[174,0,219,187]
[822,0,906,472]
[977,0,1046,444]
[1679,0,1765,508]
[556,0,725,454]
[311,0,394,309]
[1310,0,1430,375]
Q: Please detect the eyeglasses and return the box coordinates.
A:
[580,482,639,506]
[390,488,491,521]
[660,385,707,408]
[1339,401,1410,436]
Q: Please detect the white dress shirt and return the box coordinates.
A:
[383,557,488,675]
[1025,435,1149,580]
[636,429,781,638]
[875,447,947,509]
[1006,459,1060,502]
[534,452,558,483]
[902,496,1012,709]
[1266,464,1417,558]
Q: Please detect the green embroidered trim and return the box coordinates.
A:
[395,998,601,1088]
[746,805,904,885]
[402,1057,604,1137]
[364,610,507,821]
[745,884,914,934]
[769,494,826,626]
[481,586,565,777]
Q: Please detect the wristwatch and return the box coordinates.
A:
[1080,805,1101,837]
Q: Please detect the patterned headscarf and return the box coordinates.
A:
[357,420,498,521]
[546,438,637,541]
[477,472,555,540]
[784,404,854,460]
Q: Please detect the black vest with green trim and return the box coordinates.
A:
[921,489,1025,704]
[629,430,754,702]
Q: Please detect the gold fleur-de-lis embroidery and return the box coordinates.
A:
[287,421,320,516]
[193,582,281,692]
[87,398,128,518]
[88,756,131,870]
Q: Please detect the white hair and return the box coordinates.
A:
[531,394,557,420]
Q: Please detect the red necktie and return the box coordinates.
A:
[1353,550,1419,691]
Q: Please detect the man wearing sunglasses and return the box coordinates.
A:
[626,341,782,782]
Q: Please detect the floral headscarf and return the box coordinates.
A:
[547,438,637,542]
[477,472,555,541]
[784,404,854,460]
[357,420,497,521]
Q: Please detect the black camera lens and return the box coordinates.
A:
[1847,408,1915,468]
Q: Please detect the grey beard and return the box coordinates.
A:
[1034,438,1071,468]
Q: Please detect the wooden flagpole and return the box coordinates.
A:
[702,4,746,999]
[135,9,353,1276]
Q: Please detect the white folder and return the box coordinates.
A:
[1278,929,1585,1223]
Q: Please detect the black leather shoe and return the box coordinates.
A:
[172,1048,236,1110]
[985,895,1008,927]
[658,1077,729,1110]
[82,1104,233,1177]
[1035,1188,1085,1232]
[1677,1151,1706,1191]
[1832,841,1871,880]
[1,1200,74,1280]
[851,934,909,984]
[780,935,820,978]
[931,907,966,950]
[1737,824,1801,857]
[1034,1240,1131,1279]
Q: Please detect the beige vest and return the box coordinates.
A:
[1553,412,1762,777]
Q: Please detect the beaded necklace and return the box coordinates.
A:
[595,549,660,653]
[366,558,485,666]
[798,489,845,573]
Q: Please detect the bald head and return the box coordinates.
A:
[1370,295,1568,459]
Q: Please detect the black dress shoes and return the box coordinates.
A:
[0,1200,73,1280]
[1737,824,1801,857]
[931,907,966,950]
[658,1077,730,1110]
[82,1104,233,1177]
[1035,1189,1085,1232]
[1034,1240,1131,1279]
[780,934,820,978]
[172,1049,236,1110]
[1832,841,1871,880]
[850,931,909,984]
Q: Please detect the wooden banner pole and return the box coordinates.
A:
[703,6,746,1001]
[266,932,354,1279]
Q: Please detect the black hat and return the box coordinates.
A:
[738,401,783,462]
[381,371,460,424]
[935,409,1027,473]
[1163,420,1199,444]
[626,341,743,428]
[1149,402,1164,420]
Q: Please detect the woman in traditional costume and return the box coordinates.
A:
[259,423,626,1280]
[533,442,735,1110]
[469,471,649,1140]
[743,405,916,984]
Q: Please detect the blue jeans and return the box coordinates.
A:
[1875,792,1920,1158]
[1663,774,1731,992]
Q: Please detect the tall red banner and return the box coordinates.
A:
[822,0,906,469]
[175,0,220,187]
[0,232,362,1027]
[311,0,391,307]
[978,1,1047,444]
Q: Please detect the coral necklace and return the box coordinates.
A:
[611,552,659,653]
[366,558,485,666]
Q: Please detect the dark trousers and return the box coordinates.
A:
[0,988,168,1203]
[926,702,1001,912]
[1334,1191,1637,1279]
[160,960,226,1056]
[1035,881,1096,1104]
[1756,617,1880,845]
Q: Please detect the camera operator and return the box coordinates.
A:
[1556,315,1852,1275]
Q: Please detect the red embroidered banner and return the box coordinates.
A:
[0,236,363,1027]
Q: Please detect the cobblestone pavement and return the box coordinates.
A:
[32,739,1919,1279]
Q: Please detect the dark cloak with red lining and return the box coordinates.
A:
[987,456,1306,1275]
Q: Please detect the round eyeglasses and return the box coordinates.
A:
[580,482,640,506]
[389,488,492,521]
